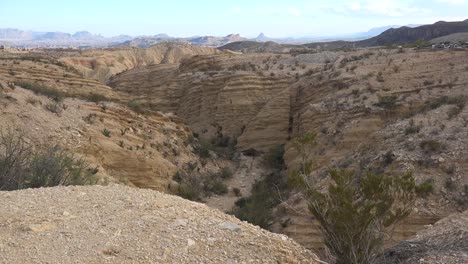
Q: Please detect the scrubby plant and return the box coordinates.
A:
[0,129,31,190]
[219,167,233,179]
[263,145,285,170]
[375,95,397,109]
[85,93,109,104]
[16,81,64,102]
[0,129,96,190]
[45,102,63,114]
[232,171,287,229]
[415,179,433,197]
[101,128,111,138]
[26,146,96,188]
[289,133,416,264]
[233,187,242,197]
[193,140,212,158]
[203,173,228,195]
[419,139,444,153]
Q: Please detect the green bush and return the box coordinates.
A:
[26,146,95,188]
[232,171,288,229]
[375,95,397,109]
[85,93,109,104]
[0,129,96,190]
[203,174,228,195]
[127,100,144,112]
[289,133,416,264]
[415,179,433,197]
[263,145,285,170]
[176,174,203,201]
[193,140,212,158]
[101,128,111,138]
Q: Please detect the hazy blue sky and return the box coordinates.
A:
[1,0,467,37]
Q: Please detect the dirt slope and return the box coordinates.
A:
[379,210,468,264]
[0,185,320,264]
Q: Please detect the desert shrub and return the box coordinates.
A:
[83,113,98,124]
[423,80,434,86]
[233,187,241,197]
[445,178,456,191]
[0,129,95,190]
[242,148,260,157]
[219,167,233,179]
[404,124,421,135]
[425,96,466,110]
[101,128,111,138]
[376,71,384,82]
[26,97,41,106]
[45,102,63,114]
[232,171,287,229]
[289,133,416,264]
[26,146,95,188]
[203,173,228,195]
[193,140,212,158]
[419,139,444,153]
[176,174,203,201]
[447,104,464,119]
[415,179,433,197]
[127,100,146,113]
[0,130,31,190]
[263,145,285,170]
[85,93,109,104]
[375,95,397,109]
[16,81,64,102]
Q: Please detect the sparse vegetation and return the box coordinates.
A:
[288,133,416,264]
[415,179,434,197]
[420,139,444,153]
[0,129,95,190]
[16,81,64,102]
[375,95,397,109]
[101,128,111,137]
[232,171,288,229]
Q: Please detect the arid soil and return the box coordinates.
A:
[0,185,320,264]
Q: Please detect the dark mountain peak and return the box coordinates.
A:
[358,19,468,47]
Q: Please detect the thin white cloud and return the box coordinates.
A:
[335,0,431,17]
[287,8,302,16]
[437,0,466,4]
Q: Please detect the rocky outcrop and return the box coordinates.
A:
[379,210,468,263]
[60,42,221,82]
[0,185,321,264]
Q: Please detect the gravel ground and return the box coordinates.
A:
[0,185,320,264]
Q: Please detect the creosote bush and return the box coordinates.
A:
[289,132,416,264]
[0,129,96,190]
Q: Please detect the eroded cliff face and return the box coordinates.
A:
[0,50,225,191]
[109,48,468,250]
[59,42,221,83]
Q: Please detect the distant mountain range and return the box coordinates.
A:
[2,21,467,49]
[220,19,468,53]
[0,28,133,47]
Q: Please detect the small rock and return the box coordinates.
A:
[187,239,195,247]
[174,218,188,227]
[219,222,241,232]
